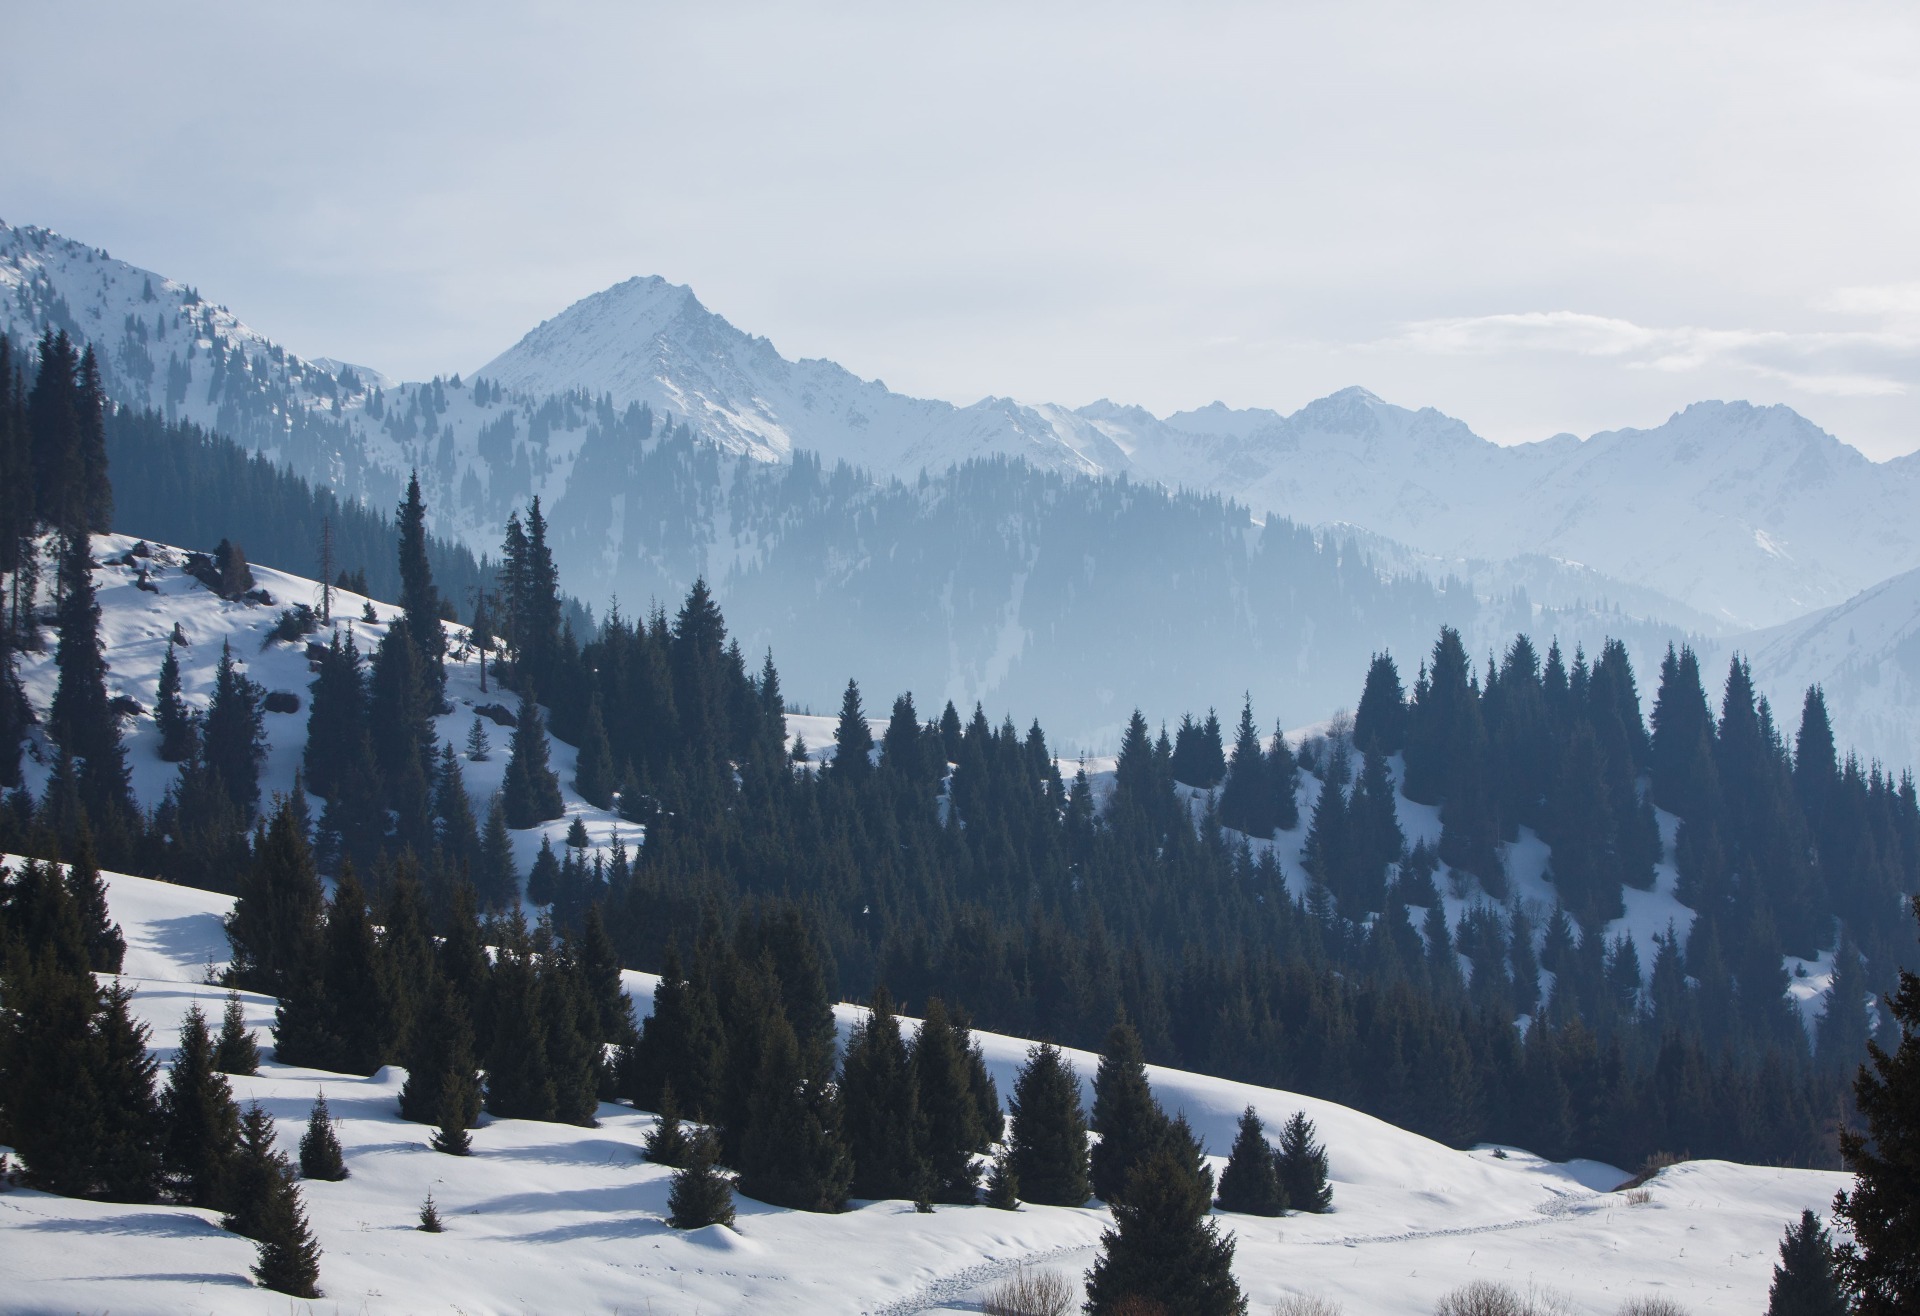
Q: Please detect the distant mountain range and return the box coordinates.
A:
[3,219,1916,760]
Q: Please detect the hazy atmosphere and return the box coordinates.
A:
[7,1,1919,454]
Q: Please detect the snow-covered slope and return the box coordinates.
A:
[0,863,1847,1314]
[1745,564,1920,773]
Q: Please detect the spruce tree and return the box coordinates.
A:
[251,1172,323,1296]
[1090,1019,1167,1204]
[633,944,726,1119]
[645,1083,697,1168]
[397,471,447,710]
[1215,1107,1284,1216]
[224,1103,292,1238]
[574,692,616,808]
[831,678,873,780]
[1835,897,1920,1313]
[841,986,922,1200]
[154,638,198,762]
[298,1093,348,1181]
[158,1004,241,1207]
[1218,698,1271,837]
[1275,1111,1334,1213]
[667,1131,736,1229]
[202,641,266,819]
[401,976,482,1148]
[476,792,519,910]
[63,831,124,972]
[418,1189,444,1232]
[318,869,397,1075]
[213,990,260,1075]
[983,1148,1019,1209]
[484,913,555,1120]
[539,954,602,1126]
[1768,1210,1848,1316]
[736,1012,852,1213]
[1007,1043,1090,1207]
[911,997,984,1203]
[49,530,133,824]
[226,798,325,999]
[502,694,564,827]
[1083,1146,1248,1316]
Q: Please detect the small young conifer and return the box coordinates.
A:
[298,1093,348,1181]
[1767,1209,1848,1316]
[667,1131,736,1230]
[644,1083,697,1169]
[983,1148,1020,1210]
[1214,1107,1284,1216]
[213,990,259,1075]
[465,716,491,762]
[1275,1111,1333,1213]
[418,1189,444,1233]
[251,1166,323,1298]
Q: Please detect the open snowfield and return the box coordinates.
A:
[0,865,1846,1315]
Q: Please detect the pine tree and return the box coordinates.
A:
[154,638,198,762]
[1275,1111,1334,1213]
[1768,1210,1848,1316]
[466,715,491,762]
[1218,698,1271,837]
[418,1189,444,1232]
[298,1093,348,1181]
[317,868,397,1075]
[240,1106,323,1299]
[1090,1019,1167,1204]
[1215,1107,1284,1215]
[1083,1146,1249,1316]
[667,1131,736,1229]
[632,944,726,1119]
[644,1083,697,1168]
[574,692,616,808]
[502,694,564,828]
[158,1004,240,1207]
[213,990,260,1075]
[841,986,922,1200]
[911,997,983,1203]
[1835,898,1920,1313]
[1353,653,1408,756]
[1007,1043,1090,1207]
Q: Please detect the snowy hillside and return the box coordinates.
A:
[0,862,1847,1314]
[1746,564,1920,773]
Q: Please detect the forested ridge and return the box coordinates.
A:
[3,323,1918,1208]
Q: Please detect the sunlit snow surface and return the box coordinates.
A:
[0,864,1844,1315]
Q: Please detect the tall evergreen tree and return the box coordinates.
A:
[49,530,133,827]
[1218,698,1272,837]
[1083,1145,1249,1316]
[502,694,564,828]
[1215,1107,1284,1216]
[1768,1209,1848,1316]
[735,1011,852,1213]
[1275,1111,1334,1213]
[1007,1043,1090,1207]
[396,471,447,710]
[841,986,922,1200]
[1353,652,1408,756]
[832,678,874,781]
[573,692,616,809]
[226,799,325,999]
[202,641,266,819]
[1835,898,1920,1314]
[910,997,983,1203]
[157,1004,240,1207]
[154,638,198,762]
[1090,1019,1167,1204]
[484,913,555,1121]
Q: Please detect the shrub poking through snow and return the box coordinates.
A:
[1273,1295,1344,1316]
[982,1266,1074,1316]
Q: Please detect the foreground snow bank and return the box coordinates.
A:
[0,866,1845,1314]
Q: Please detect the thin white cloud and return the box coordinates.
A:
[1390,311,1919,398]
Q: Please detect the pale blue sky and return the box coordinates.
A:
[8,0,1918,455]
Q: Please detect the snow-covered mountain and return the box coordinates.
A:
[1745,565,1920,773]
